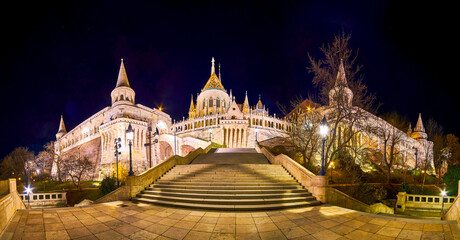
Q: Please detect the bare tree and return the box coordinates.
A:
[372,112,407,184]
[281,97,322,168]
[307,32,377,172]
[0,147,35,185]
[43,141,63,182]
[61,148,96,190]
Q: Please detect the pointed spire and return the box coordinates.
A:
[211,57,215,75]
[58,115,66,133]
[414,113,425,132]
[243,91,250,114]
[189,95,195,112]
[335,59,348,87]
[407,123,412,135]
[116,58,130,88]
[218,63,221,80]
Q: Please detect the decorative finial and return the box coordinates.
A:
[259,94,261,101]
[211,57,215,75]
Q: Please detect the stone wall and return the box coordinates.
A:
[94,143,213,202]
[444,180,460,223]
[0,179,26,237]
[255,144,377,212]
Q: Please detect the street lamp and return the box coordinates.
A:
[319,115,329,176]
[255,127,258,142]
[441,189,447,217]
[173,130,177,155]
[209,127,212,142]
[330,161,334,182]
[114,137,122,187]
[126,123,134,176]
[25,186,32,208]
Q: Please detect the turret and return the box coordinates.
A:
[110,59,135,106]
[56,115,67,140]
[189,95,196,119]
[407,123,412,136]
[329,59,354,107]
[411,113,428,141]
[243,91,250,114]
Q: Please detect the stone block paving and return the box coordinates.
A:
[1,201,459,240]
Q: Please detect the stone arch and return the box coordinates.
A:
[159,141,173,161]
[180,145,195,157]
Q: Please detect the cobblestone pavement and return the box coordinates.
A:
[1,201,459,240]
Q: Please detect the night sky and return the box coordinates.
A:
[0,1,457,159]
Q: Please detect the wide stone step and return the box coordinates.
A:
[140,190,312,199]
[150,184,302,190]
[156,179,297,183]
[135,194,315,205]
[132,197,321,210]
[149,188,308,194]
[154,181,299,186]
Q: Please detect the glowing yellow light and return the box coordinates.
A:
[441,191,447,197]
[307,106,311,111]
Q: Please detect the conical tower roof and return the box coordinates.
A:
[202,57,226,92]
[335,59,348,87]
[189,95,195,112]
[116,59,130,88]
[414,113,425,132]
[58,115,67,134]
[407,122,412,135]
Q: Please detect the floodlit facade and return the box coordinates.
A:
[51,58,289,179]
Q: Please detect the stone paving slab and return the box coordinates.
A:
[1,202,459,240]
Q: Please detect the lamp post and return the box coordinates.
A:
[255,127,258,142]
[126,123,134,176]
[25,186,32,208]
[319,115,329,176]
[173,130,177,155]
[114,137,122,187]
[441,189,447,217]
[413,147,418,187]
[209,127,212,142]
[147,126,153,168]
[330,161,334,182]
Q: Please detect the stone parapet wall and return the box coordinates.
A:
[326,187,370,212]
[256,144,375,212]
[0,179,25,237]
[94,143,212,202]
[444,180,460,223]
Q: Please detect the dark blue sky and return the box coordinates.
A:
[0,1,457,158]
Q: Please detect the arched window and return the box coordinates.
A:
[209,97,213,107]
[216,98,220,108]
[120,95,124,100]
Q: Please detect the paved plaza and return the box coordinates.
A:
[1,201,459,240]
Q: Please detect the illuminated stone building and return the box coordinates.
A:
[52,58,289,179]
[289,61,434,171]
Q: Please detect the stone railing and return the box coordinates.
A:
[94,143,212,203]
[255,145,394,213]
[255,144,327,202]
[326,187,370,212]
[443,180,460,222]
[18,192,67,207]
[0,179,26,236]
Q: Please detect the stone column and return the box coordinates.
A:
[311,176,327,203]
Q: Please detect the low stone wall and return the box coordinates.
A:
[444,180,460,222]
[0,179,26,237]
[95,143,212,203]
[326,187,370,212]
[255,144,378,212]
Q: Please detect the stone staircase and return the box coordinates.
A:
[132,150,320,210]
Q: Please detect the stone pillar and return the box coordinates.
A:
[395,192,406,213]
[8,178,16,193]
[311,176,327,203]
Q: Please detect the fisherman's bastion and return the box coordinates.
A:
[51,58,433,179]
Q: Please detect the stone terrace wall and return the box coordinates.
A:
[94,143,212,203]
[445,180,460,223]
[255,144,373,212]
[0,179,25,236]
